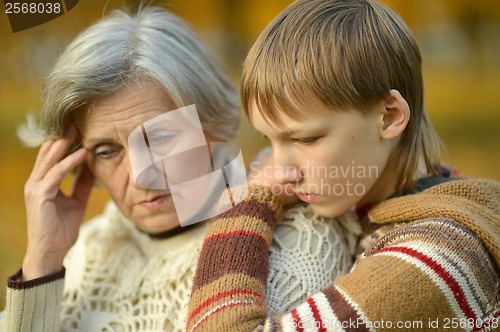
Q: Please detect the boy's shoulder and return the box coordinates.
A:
[368,177,500,264]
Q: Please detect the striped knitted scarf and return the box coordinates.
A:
[186,178,500,332]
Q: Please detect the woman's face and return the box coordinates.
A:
[74,79,183,234]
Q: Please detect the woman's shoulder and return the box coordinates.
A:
[267,204,361,313]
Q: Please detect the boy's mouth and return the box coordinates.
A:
[297,193,319,203]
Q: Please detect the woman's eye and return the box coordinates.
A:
[293,137,318,145]
[94,145,120,159]
[148,135,171,146]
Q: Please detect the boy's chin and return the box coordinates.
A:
[308,200,353,219]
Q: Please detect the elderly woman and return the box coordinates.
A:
[0,5,359,332]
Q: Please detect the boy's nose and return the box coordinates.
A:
[272,150,302,185]
[274,165,302,184]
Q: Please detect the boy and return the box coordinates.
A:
[187,0,499,331]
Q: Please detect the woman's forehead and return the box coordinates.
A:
[74,80,178,142]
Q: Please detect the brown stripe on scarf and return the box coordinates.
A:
[192,234,269,289]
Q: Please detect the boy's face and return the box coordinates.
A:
[250,99,399,218]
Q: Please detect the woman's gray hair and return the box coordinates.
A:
[18,5,239,146]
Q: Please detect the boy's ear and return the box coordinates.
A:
[380,89,410,140]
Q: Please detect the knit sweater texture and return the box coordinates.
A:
[186,178,500,332]
[0,200,359,331]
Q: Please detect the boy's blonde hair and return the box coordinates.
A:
[241,0,442,191]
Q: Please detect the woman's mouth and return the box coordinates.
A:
[138,194,172,211]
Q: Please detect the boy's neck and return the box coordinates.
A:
[357,166,397,208]
[358,155,429,207]
[413,154,430,181]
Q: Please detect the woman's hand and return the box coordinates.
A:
[247,147,299,205]
[21,123,95,280]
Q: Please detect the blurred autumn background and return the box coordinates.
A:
[0,0,499,310]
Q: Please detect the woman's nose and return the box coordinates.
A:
[131,160,169,190]
[127,147,168,190]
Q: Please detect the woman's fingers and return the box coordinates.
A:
[33,139,55,167]
[31,123,80,180]
[40,148,88,199]
[71,163,95,205]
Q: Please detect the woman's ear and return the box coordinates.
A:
[380,89,410,140]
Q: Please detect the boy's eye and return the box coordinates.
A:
[293,137,318,145]
[94,144,120,159]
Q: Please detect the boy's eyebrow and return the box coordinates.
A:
[263,126,307,138]
[279,125,327,138]
[280,128,298,137]
[281,125,314,136]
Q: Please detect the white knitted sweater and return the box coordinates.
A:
[0,202,359,331]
